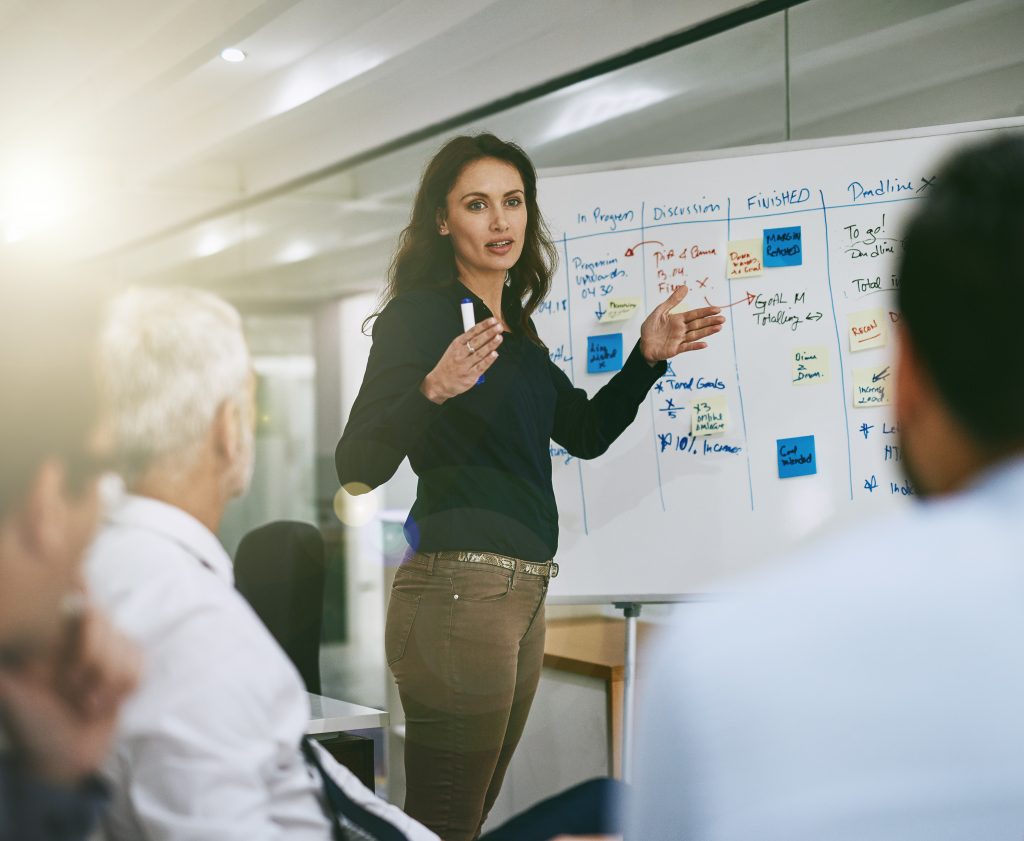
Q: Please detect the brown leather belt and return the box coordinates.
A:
[413,550,559,580]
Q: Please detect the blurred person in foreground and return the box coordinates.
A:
[630,134,1024,839]
[89,286,622,841]
[0,283,139,840]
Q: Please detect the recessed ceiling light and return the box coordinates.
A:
[220,47,247,63]
[278,240,316,263]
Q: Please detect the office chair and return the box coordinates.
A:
[235,520,325,694]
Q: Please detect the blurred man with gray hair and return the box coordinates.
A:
[84,286,340,839]
[87,286,438,840]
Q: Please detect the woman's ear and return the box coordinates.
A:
[435,208,449,236]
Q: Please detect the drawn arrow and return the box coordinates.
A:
[805,311,824,322]
[704,291,757,309]
[871,366,891,383]
[623,240,664,257]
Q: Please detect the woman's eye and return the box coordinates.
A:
[506,197,522,207]
[468,200,485,211]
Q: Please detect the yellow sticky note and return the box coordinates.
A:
[600,297,641,323]
[792,347,829,385]
[692,395,728,437]
[847,308,888,351]
[852,364,893,407]
[727,239,763,279]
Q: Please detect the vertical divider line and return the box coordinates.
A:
[562,232,589,534]
[725,197,755,511]
[819,190,854,499]
[640,200,667,512]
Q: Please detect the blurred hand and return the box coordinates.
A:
[420,318,504,404]
[640,285,725,364]
[0,603,141,786]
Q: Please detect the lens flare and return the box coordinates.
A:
[333,483,378,527]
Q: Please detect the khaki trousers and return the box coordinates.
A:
[386,551,549,841]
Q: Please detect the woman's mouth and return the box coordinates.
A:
[485,239,514,256]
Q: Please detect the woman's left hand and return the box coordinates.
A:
[639,285,725,364]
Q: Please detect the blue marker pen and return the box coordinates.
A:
[461,298,485,385]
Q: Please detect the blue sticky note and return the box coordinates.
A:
[587,333,623,374]
[777,435,817,478]
[764,226,803,267]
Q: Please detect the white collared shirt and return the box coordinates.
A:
[86,495,333,841]
[87,495,437,841]
[631,458,1024,840]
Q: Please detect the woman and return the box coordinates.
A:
[336,133,723,840]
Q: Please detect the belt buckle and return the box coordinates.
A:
[549,562,559,579]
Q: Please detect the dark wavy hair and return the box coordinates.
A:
[366,133,558,347]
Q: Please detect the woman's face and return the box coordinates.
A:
[440,157,527,280]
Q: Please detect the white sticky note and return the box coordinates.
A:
[692,395,728,437]
[600,297,641,323]
[847,308,888,351]
[852,365,893,407]
[792,347,829,385]
[727,239,763,279]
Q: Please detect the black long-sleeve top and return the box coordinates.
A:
[335,280,667,562]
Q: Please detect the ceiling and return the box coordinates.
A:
[0,1,750,258]
[2,0,1022,305]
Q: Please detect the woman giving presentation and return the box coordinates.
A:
[336,133,723,841]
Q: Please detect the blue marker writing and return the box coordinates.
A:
[461,298,484,385]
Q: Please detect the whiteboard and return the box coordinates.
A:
[536,117,1024,602]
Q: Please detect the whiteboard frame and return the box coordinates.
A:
[538,115,1024,606]
[538,116,1024,182]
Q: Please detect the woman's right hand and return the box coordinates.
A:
[420,318,504,404]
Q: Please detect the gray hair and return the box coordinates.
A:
[99,287,251,482]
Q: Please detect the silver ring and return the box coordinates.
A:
[467,341,475,353]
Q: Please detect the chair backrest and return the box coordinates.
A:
[235,520,325,694]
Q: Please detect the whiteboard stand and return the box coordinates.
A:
[550,594,704,783]
[613,601,642,782]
